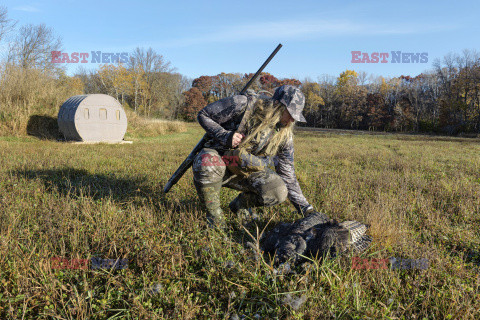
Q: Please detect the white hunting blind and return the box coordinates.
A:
[58,94,127,142]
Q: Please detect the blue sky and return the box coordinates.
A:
[1,0,479,81]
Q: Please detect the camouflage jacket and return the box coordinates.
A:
[197,93,311,211]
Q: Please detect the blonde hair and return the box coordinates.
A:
[239,98,294,156]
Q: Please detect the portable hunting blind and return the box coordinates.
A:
[58,94,127,142]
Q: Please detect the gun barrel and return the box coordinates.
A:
[240,43,282,95]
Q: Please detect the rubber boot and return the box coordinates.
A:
[194,180,226,229]
[229,192,260,226]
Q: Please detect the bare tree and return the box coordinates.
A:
[357,71,369,86]
[127,47,176,116]
[128,47,173,74]
[0,6,16,43]
[168,74,190,119]
[433,53,458,99]
[8,23,62,72]
[316,74,338,128]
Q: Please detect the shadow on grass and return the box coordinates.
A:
[26,115,63,140]
[12,168,300,267]
[13,167,276,254]
[13,168,200,215]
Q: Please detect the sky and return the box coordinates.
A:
[1,0,479,82]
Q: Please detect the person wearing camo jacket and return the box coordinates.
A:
[192,85,315,228]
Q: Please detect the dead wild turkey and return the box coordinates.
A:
[261,211,372,264]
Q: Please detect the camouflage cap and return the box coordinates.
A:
[272,85,307,123]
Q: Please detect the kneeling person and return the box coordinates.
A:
[193,85,314,228]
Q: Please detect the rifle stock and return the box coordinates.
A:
[163,44,282,193]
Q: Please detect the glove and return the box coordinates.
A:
[294,203,314,215]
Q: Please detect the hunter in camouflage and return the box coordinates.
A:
[193,85,314,228]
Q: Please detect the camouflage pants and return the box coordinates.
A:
[192,148,288,207]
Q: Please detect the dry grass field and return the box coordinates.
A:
[0,123,479,319]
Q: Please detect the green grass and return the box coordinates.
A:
[0,125,479,319]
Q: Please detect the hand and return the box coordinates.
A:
[231,132,245,148]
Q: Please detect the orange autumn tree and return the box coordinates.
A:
[179,87,206,121]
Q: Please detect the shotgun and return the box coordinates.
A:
[163,43,282,193]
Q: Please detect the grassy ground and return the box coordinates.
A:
[0,124,479,319]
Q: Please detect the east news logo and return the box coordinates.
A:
[351,51,428,63]
[51,51,129,64]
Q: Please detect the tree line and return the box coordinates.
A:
[1,6,479,135]
[181,51,480,135]
[301,52,480,135]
